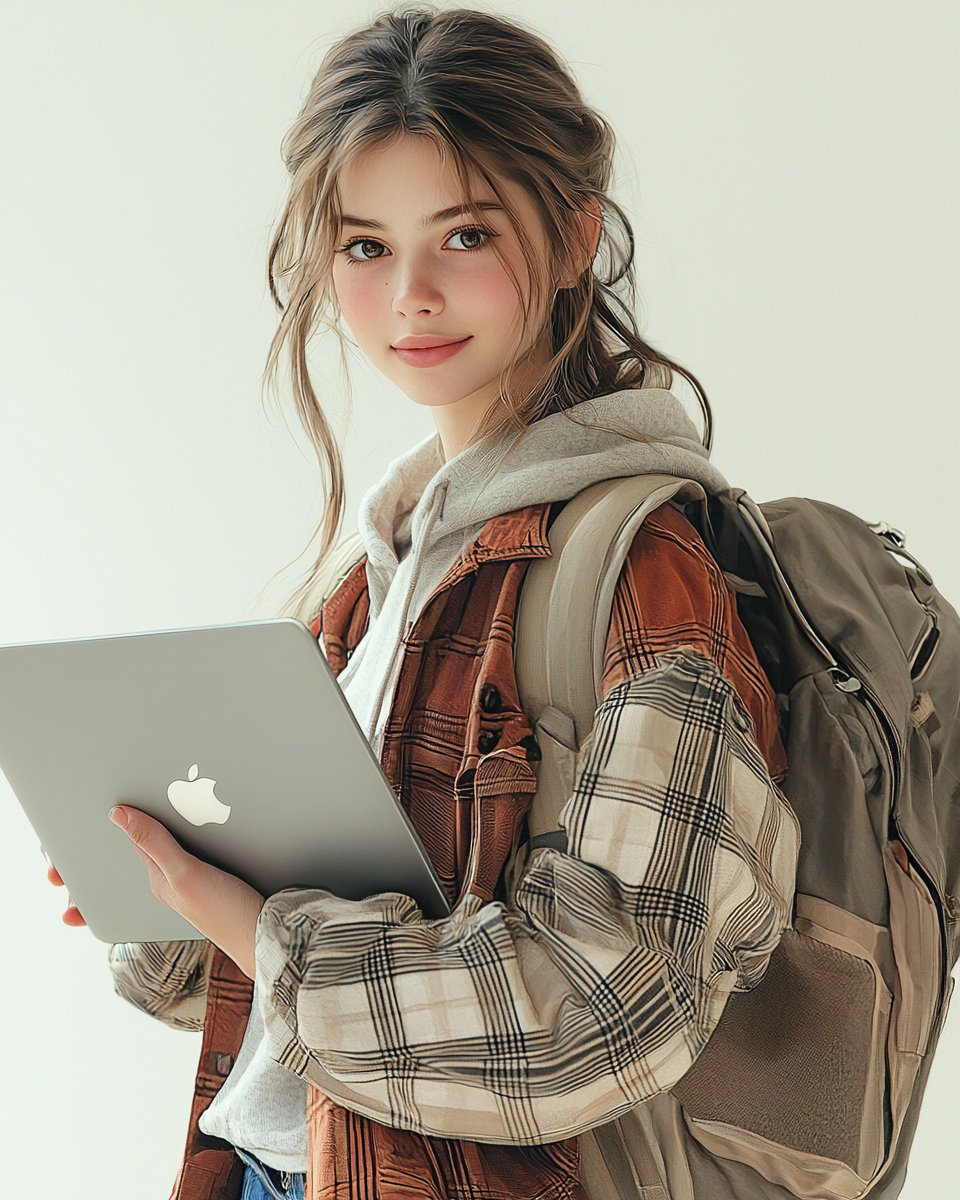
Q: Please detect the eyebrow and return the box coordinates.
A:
[338,202,504,231]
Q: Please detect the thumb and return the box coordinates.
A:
[109,806,188,883]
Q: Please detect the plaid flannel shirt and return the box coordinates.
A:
[109,500,797,1196]
[255,646,797,1144]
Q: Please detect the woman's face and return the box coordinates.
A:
[331,135,553,431]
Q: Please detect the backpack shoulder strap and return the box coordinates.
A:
[515,474,705,846]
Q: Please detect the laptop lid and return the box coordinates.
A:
[0,619,451,942]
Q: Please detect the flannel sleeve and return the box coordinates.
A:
[107,938,213,1031]
[255,648,800,1144]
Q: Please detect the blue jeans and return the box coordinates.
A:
[236,1147,306,1200]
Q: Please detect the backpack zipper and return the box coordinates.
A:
[859,682,950,1026]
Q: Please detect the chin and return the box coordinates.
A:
[399,381,497,409]
[407,392,479,409]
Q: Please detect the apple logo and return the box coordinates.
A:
[166,764,232,826]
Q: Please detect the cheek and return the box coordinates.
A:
[332,267,385,346]
[457,261,526,345]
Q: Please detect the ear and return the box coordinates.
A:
[558,197,603,287]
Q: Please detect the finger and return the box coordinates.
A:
[130,841,177,906]
[62,895,87,927]
[111,806,199,915]
[41,845,65,887]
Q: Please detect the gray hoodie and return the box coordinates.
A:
[338,387,728,751]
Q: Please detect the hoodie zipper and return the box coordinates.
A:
[369,481,449,754]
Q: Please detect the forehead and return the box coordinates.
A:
[335,134,537,228]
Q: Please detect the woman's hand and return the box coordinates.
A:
[107,805,264,979]
[41,846,86,927]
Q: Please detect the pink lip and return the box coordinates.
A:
[391,336,472,367]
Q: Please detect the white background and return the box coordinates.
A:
[1,2,957,1196]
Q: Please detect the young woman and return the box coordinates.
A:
[47,9,798,1199]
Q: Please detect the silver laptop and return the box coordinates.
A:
[0,619,450,942]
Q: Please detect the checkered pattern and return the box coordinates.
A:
[255,648,798,1144]
[108,501,796,1198]
[108,937,212,1031]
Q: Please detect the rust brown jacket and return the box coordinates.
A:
[169,499,786,1200]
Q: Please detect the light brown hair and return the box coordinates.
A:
[266,6,711,608]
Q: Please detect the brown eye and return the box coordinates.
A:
[345,239,388,261]
[447,228,489,251]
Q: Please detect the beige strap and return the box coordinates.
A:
[516,475,704,742]
[515,475,705,842]
[514,476,707,1197]
[581,1120,670,1200]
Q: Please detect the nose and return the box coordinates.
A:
[392,257,444,319]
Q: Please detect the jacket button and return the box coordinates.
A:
[478,729,501,755]
[213,1052,233,1076]
[519,734,541,763]
[480,684,502,713]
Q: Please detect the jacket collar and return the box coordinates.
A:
[430,502,553,594]
[320,502,554,664]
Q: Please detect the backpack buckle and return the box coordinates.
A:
[868,520,906,549]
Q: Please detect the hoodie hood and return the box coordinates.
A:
[358,388,728,620]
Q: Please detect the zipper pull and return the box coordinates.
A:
[828,666,862,693]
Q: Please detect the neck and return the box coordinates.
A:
[429,340,551,460]
[430,388,498,462]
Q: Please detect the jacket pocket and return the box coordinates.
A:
[672,894,895,1200]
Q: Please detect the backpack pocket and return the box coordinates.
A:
[883,840,943,1145]
[672,894,895,1199]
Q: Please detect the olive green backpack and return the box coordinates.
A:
[513,473,960,1200]
[303,474,959,1200]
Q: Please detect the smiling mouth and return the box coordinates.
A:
[391,337,472,367]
